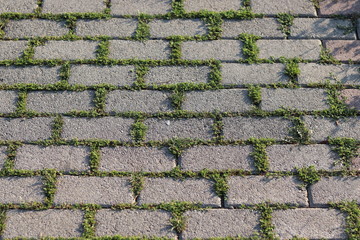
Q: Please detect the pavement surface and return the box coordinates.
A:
[0,0,359,239]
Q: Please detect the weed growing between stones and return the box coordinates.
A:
[296,166,320,186]
[51,115,64,142]
[276,13,294,37]
[330,201,360,240]
[279,57,301,83]
[134,14,151,41]
[42,169,58,206]
[287,116,311,144]
[89,145,101,173]
[319,47,341,65]
[249,138,274,173]
[329,138,359,170]
[82,204,101,238]
[247,85,261,106]
[256,203,277,240]
[131,173,145,200]
[130,120,148,143]
[238,33,260,63]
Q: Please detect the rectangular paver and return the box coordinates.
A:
[0,177,44,204]
[184,0,242,12]
[0,66,60,85]
[0,41,27,60]
[324,40,360,61]
[0,0,37,13]
[341,89,360,110]
[319,0,360,16]
[76,19,138,37]
[5,20,69,38]
[111,0,172,15]
[222,19,284,38]
[42,0,105,13]
[149,19,207,38]
[0,91,17,113]
[251,0,316,16]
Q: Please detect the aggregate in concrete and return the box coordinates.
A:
[54,176,134,205]
[0,0,37,13]
[340,89,360,110]
[138,178,221,206]
[222,19,284,38]
[183,0,242,12]
[0,66,60,85]
[251,0,317,16]
[15,145,90,171]
[227,176,308,206]
[100,146,176,172]
[76,18,138,37]
[0,91,17,113]
[111,0,172,16]
[0,41,27,60]
[5,20,69,38]
[3,210,84,239]
[42,0,105,13]
[149,19,207,38]
[0,177,44,204]
[0,146,7,169]
[319,0,360,16]
[324,40,360,61]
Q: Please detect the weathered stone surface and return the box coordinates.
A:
[324,40,360,61]
[182,210,260,239]
[0,0,37,13]
[184,0,242,12]
[0,91,17,113]
[227,176,307,206]
[319,0,360,16]
[76,19,138,37]
[340,89,360,110]
[0,41,27,60]
[222,19,284,38]
[0,177,44,203]
[251,0,316,16]
[352,148,360,171]
[42,0,105,13]
[0,66,60,85]
[5,20,69,38]
[111,0,172,15]
[149,19,207,38]
[0,146,7,169]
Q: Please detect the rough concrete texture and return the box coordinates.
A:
[319,0,360,16]
[273,209,346,239]
[3,210,84,239]
[76,19,138,37]
[180,145,254,171]
[182,40,243,61]
[145,66,210,84]
[258,40,321,60]
[5,20,68,38]
[15,145,90,171]
[144,118,213,141]
[111,0,172,15]
[267,144,340,171]
[340,89,360,110]
[0,41,27,60]
[0,117,53,141]
[0,0,37,13]
[100,146,176,172]
[69,65,136,86]
[260,88,329,111]
[310,177,360,206]
[298,63,360,85]
[352,149,360,171]
[96,210,177,238]
[0,177,44,203]
[149,19,207,38]
[303,116,360,141]
[324,40,360,61]
[290,18,356,40]
[182,210,260,239]
[221,63,288,85]
[0,91,17,113]
[62,117,134,141]
[34,40,98,60]
[184,0,242,12]
[223,117,292,140]
[105,90,172,113]
[227,176,307,206]
[183,89,253,112]
[0,66,60,85]
[222,19,284,38]
[54,176,134,205]
[138,178,221,206]
[109,40,170,60]
[42,0,105,13]
[0,146,7,169]
[251,0,316,16]
[27,91,95,113]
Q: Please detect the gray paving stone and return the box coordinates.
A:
[76,19,138,37]
[222,19,284,39]
[109,40,170,60]
[303,116,360,141]
[100,146,176,172]
[54,176,134,205]
[0,177,44,204]
[251,0,317,16]
[105,90,172,113]
[0,66,61,85]
[319,0,360,16]
[260,88,329,111]
[34,41,98,60]
[62,117,134,141]
[96,210,176,238]
[42,0,105,13]
[310,177,360,206]
[184,0,242,12]
[267,144,340,171]
[298,63,360,85]
[144,118,213,141]
[15,145,90,171]
[149,19,207,38]
[180,145,254,171]
[3,210,84,239]
[221,63,289,85]
[27,91,95,113]
[227,176,307,206]
[273,209,347,239]
[324,40,360,61]
[182,40,243,61]
[138,178,221,206]
[0,0,37,13]
[0,91,17,113]
[0,117,53,141]
[183,89,253,112]
[258,40,321,60]
[145,66,210,85]
[0,146,7,169]
[4,20,69,38]
[223,117,292,140]
[111,0,172,15]
[290,18,356,40]
[0,41,27,60]
[182,210,260,239]
[341,89,360,111]
[69,65,136,86]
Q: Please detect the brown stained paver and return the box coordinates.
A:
[319,0,360,16]
[340,89,360,111]
[324,40,360,61]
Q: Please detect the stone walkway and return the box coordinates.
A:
[0,0,359,239]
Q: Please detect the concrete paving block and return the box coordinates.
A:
[149,19,207,38]
[76,18,138,37]
[111,0,172,15]
[227,176,307,206]
[251,0,317,16]
[96,209,176,238]
[42,0,105,13]
[182,209,260,239]
[183,0,242,12]
[62,117,134,141]
[340,89,360,111]
[0,0,37,13]
[0,91,17,113]
[0,66,60,85]
[0,146,7,169]
[15,145,90,171]
[54,176,134,205]
[138,178,221,206]
[319,0,360,16]
[0,177,44,204]
[324,40,360,61]
[144,118,213,141]
[273,209,346,239]
[69,65,136,86]
[100,146,176,172]
[0,41,27,60]
[3,210,84,239]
